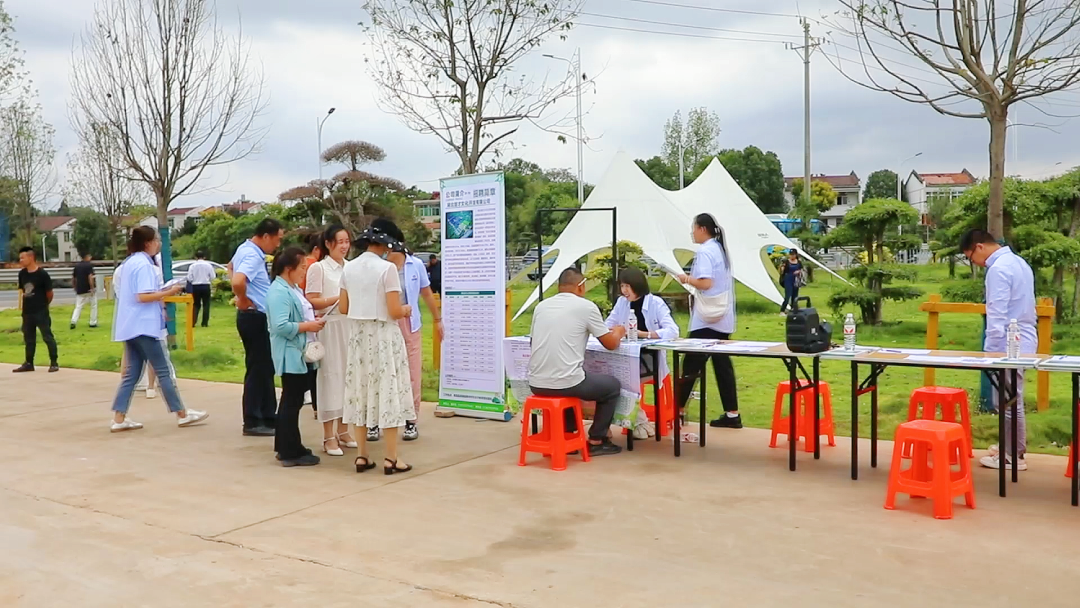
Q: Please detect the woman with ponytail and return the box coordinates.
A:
[675,213,742,429]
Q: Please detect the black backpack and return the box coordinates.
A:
[785,297,833,354]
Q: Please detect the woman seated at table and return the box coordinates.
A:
[605,268,680,438]
[605,267,680,379]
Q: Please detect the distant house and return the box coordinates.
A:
[904,169,977,223]
[36,216,78,262]
[166,206,206,231]
[413,192,441,240]
[205,195,263,216]
[783,172,862,228]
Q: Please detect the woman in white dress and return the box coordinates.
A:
[339,226,415,475]
[304,224,357,456]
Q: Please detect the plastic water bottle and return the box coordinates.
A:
[1007,319,1020,359]
[843,313,857,351]
[627,315,638,342]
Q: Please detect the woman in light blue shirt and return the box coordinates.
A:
[267,247,327,467]
[675,213,741,429]
[110,227,209,433]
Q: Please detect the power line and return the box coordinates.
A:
[578,11,803,39]
[576,22,788,45]
[610,0,806,20]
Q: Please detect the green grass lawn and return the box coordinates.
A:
[2,264,1075,455]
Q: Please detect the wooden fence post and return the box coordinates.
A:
[1037,296,1054,412]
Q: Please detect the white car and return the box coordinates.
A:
[171,259,226,281]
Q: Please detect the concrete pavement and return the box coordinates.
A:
[2,365,1080,607]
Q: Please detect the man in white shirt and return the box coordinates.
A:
[187,250,216,327]
[529,268,627,456]
[961,228,1037,471]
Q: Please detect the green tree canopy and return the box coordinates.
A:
[704,146,785,213]
[71,207,110,259]
[864,169,899,201]
[635,156,681,191]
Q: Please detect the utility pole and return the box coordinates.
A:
[787,20,821,224]
[575,48,584,206]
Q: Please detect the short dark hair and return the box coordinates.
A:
[618,267,650,297]
[370,217,405,244]
[18,246,34,256]
[558,267,583,287]
[429,254,437,261]
[254,217,283,238]
[195,249,206,259]
[128,226,157,255]
[271,246,306,279]
[959,228,997,252]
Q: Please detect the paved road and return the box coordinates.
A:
[0,288,80,309]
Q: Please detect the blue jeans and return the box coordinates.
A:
[112,336,185,415]
[780,283,799,312]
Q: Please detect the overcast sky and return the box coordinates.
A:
[14,0,1080,210]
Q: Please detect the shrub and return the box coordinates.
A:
[941,280,984,303]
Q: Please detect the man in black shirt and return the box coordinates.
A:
[70,252,98,329]
[15,246,58,373]
[428,254,441,295]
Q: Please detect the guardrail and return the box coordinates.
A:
[0,265,117,287]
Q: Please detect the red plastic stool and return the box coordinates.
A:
[640,374,675,437]
[885,420,975,520]
[906,387,973,460]
[769,380,835,452]
[518,396,590,471]
[1067,443,1075,478]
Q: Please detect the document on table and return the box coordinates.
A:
[1044,355,1080,366]
[877,348,931,355]
[726,341,783,348]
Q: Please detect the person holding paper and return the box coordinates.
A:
[305,223,356,456]
[961,229,1037,471]
[529,267,627,457]
[675,213,742,429]
[109,226,209,432]
[339,226,416,475]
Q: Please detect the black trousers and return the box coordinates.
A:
[191,285,212,327]
[275,372,311,460]
[675,328,740,414]
[530,372,621,441]
[237,310,277,429]
[22,309,58,366]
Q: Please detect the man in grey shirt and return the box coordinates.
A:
[529,267,626,456]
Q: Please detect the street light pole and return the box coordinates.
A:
[317,107,336,181]
[543,51,584,206]
[896,151,923,201]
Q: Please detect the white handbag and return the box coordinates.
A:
[303,340,325,363]
[692,287,730,323]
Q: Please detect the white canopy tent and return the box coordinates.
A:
[513,152,840,320]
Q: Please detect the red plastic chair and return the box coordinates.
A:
[640,374,675,437]
[519,396,590,471]
[769,380,835,453]
[885,420,975,520]
[906,387,972,460]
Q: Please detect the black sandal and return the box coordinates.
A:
[384,458,413,475]
[354,456,376,473]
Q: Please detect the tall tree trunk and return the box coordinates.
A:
[987,108,1008,239]
[1053,266,1066,323]
[1073,268,1080,318]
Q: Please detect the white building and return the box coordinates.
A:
[904,169,977,224]
[783,172,862,228]
[36,216,77,262]
[166,206,206,231]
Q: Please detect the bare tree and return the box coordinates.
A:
[0,97,55,247]
[69,0,267,276]
[65,122,148,264]
[826,1,1080,239]
[362,0,582,174]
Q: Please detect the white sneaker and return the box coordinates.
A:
[367,426,381,442]
[177,409,210,427]
[111,419,144,433]
[987,444,999,457]
[980,453,1027,471]
[403,422,419,441]
[632,424,649,440]
[146,388,157,399]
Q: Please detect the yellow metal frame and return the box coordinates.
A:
[920,294,1054,411]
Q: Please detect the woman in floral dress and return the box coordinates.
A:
[339,226,415,475]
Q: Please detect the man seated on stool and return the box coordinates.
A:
[528,267,627,457]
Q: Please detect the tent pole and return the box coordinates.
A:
[536,210,544,302]
[611,207,618,305]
